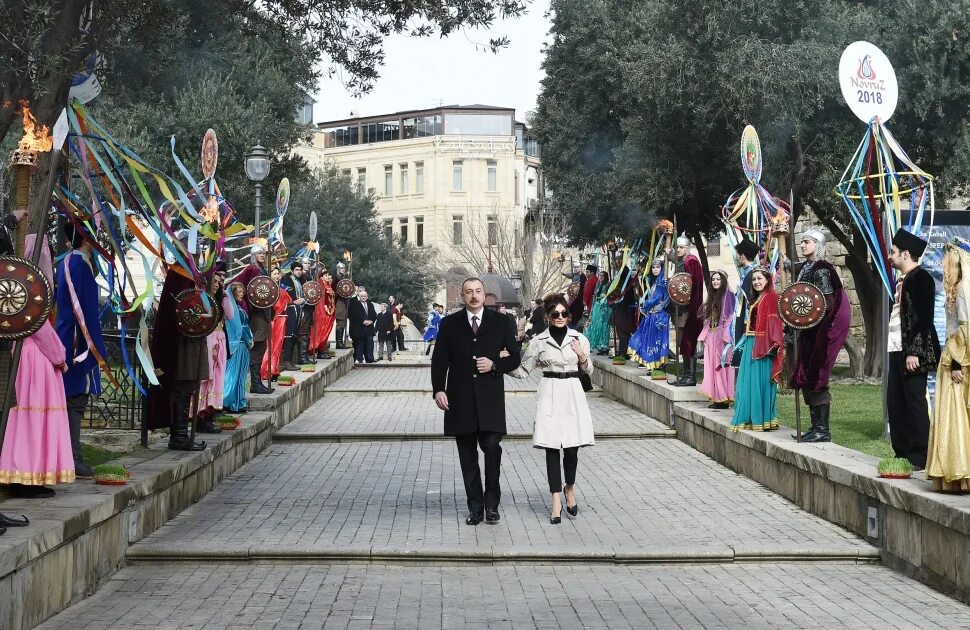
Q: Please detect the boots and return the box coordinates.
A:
[298,336,310,365]
[677,356,697,386]
[281,338,298,371]
[801,404,831,443]
[335,324,346,349]
[168,391,206,451]
[793,405,819,440]
[249,364,273,394]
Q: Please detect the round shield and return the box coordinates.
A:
[247,275,279,309]
[201,129,218,179]
[276,178,290,217]
[175,289,222,338]
[302,280,322,305]
[0,256,54,341]
[335,278,356,299]
[667,272,693,306]
[778,281,826,329]
[567,281,581,300]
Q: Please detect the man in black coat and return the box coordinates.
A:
[431,278,522,525]
[887,228,940,470]
[348,287,378,364]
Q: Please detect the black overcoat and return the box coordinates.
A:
[431,308,522,435]
[348,299,377,339]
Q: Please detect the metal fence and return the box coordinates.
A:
[83,331,149,431]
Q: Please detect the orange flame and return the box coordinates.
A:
[17,100,53,153]
[200,198,220,223]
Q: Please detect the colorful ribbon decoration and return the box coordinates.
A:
[835,119,934,298]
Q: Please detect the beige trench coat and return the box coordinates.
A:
[511,327,595,449]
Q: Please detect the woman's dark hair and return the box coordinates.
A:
[63,222,85,249]
[542,293,569,317]
[750,268,772,295]
[703,271,729,322]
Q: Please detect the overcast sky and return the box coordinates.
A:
[312,0,551,125]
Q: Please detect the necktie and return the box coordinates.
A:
[471,315,479,334]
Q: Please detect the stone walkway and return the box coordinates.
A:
[40,360,970,629]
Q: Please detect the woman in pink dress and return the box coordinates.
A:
[0,320,75,497]
[697,270,736,409]
[197,264,233,432]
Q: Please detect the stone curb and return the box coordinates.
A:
[323,388,607,398]
[271,431,677,442]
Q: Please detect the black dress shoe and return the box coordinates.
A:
[9,484,55,499]
[465,511,484,526]
[0,527,6,536]
[485,508,500,523]
[74,462,95,478]
[196,421,223,434]
[0,512,29,527]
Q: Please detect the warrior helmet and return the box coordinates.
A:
[675,235,691,248]
[802,226,828,259]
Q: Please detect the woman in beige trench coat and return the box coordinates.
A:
[509,294,594,524]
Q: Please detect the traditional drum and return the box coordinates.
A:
[246,275,279,309]
[667,272,693,306]
[778,281,826,329]
[175,289,222,338]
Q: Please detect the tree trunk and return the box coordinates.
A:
[843,334,865,377]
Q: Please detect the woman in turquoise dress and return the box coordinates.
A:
[585,270,612,354]
[731,268,785,432]
[223,283,254,413]
[628,258,670,369]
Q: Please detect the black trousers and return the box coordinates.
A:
[396,327,407,351]
[802,388,831,406]
[353,334,375,363]
[250,339,267,369]
[617,330,632,357]
[887,352,930,468]
[455,431,503,513]
[66,394,89,465]
[545,447,578,493]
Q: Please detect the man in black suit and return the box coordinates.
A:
[431,278,521,526]
[348,287,377,364]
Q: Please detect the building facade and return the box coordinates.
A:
[294,105,545,307]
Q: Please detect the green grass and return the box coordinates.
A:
[776,383,893,459]
[81,444,158,467]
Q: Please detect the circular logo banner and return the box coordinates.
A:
[740,125,762,184]
[276,178,290,217]
[839,41,898,123]
[201,129,218,179]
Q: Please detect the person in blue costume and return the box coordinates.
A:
[628,258,670,370]
[423,303,444,355]
[55,223,109,478]
[223,283,254,413]
[584,270,612,355]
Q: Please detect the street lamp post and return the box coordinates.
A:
[244,144,271,238]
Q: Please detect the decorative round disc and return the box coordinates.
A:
[567,281,581,300]
[0,256,53,341]
[667,272,694,306]
[335,278,357,299]
[201,129,218,179]
[778,281,826,329]
[175,289,222,338]
[741,125,762,184]
[276,178,290,217]
[247,276,280,309]
[302,280,322,306]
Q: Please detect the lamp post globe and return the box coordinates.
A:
[244,143,271,238]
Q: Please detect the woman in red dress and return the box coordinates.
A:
[261,267,292,380]
[310,271,336,358]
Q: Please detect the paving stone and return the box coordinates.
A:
[325,367,546,393]
[38,563,970,630]
[277,394,672,438]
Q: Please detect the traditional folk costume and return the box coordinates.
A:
[927,238,970,491]
[887,229,940,469]
[732,239,762,347]
[309,275,335,357]
[0,321,75,488]
[146,268,209,450]
[262,288,292,380]
[280,263,314,366]
[697,272,735,406]
[667,237,705,385]
[582,265,598,322]
[229,246,274,394]
[610,261,639,357]
[423,307,443,355]
[731,278,784,432]
[223,293,253,413]
[333,264,351,349]
[585,276,612,354]
[198,290,234,415]
[629,264,670,370]
[55,242,108,476]
[788,228,851,442]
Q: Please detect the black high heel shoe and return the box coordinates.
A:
[564,486,579,517]
[550,497,562,525]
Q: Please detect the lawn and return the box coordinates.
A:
[776,383,893,459]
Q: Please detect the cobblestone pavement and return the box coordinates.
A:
[130,439,870,558]
[43,363,970,628]
[39,563,970,630]
[276,395,672,438]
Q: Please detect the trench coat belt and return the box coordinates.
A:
[542,371,581,379]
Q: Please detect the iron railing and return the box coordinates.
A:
[82,331,149,431]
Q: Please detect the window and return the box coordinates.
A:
[452,160,463,192]
[400,164,409,195]
[402,115,443,139]
[707,240,721,257]
[487,161,497,192]
[487,215,498,247]
[452,215,463,245]
[383,219,393,240]
[342,168,352,179]
[362,121,400,144]
[357,168,366,192]
[444,113,513,136]
[400,220,408,243]
[384,165,393,196]
[415,216,425,247]
[415,162,424,194]
[514,171,520,205]
[322,125,359,147]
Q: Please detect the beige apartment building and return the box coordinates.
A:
[294,105,547,306]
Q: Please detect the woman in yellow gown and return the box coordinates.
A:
[927,238,970,492]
